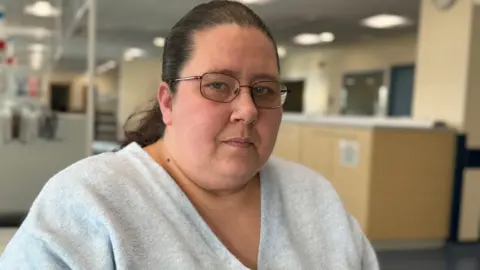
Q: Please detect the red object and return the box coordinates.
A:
[28,77,39,97]
[6,57,15,65]
[0,40,5,51]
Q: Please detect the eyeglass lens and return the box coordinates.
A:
[200,73,287,108]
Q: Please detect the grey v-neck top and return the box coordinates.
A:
[0,142,379,270]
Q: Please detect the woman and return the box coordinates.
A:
[0,1,379,269]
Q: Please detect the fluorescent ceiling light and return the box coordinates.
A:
[277,46,287,58]
[293,32,335,45]
[24,1,61,17]
[153,37,165,47]
[123,48,145,61]
[96,61,117,74]
[361,14,410,29]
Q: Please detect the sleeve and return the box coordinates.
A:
[0,170,115,270]
[348,215,380,270]
[360,232,380,270]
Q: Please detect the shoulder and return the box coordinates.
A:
[262,156,349,220]
[263,156,338,198]
[264,157,379,265]
[31,143,156,213]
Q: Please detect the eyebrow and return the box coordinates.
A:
[206,68,279,82]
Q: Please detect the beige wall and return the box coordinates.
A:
[459,170,480,241]
[70,70,118,112]
[49,70,118,113]
[117,58,162,140]
[281,34,417,114]
[459,5,480,242]
[412,0,480,242]
[465,6,480,148]
[413,0,474,129]
[50,72,78,84]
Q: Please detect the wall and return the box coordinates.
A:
[117,58,162,140]
[413,0,473,130]
[106,35,416,138]
[70,70,119,112]
[458,5,480,242]
[280,34,417,115]
[465,5,480,148]
[48,70,118,113]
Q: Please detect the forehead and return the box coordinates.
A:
[182,24,278,79]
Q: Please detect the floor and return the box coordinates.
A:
[377,244,480,270]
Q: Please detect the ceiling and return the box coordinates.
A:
[0,0,420,73]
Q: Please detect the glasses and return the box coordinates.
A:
[167,72,290,109]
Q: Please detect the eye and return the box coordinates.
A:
[253,86,273,95]
[207,82,229,91]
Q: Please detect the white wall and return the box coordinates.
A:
[117,58,162,140]
[281,34,418,115]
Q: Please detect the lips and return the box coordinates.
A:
[223,138,254,148]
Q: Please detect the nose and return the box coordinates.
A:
[230,86,258,125]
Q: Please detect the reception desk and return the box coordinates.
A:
[274,114,456,248]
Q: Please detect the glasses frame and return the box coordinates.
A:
[166,72,290,109]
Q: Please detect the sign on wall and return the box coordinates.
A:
[339,139,360,168]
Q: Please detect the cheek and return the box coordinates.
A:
[173,92,229,143]
[257,111,282,149]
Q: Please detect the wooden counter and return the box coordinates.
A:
[274,115,456,247]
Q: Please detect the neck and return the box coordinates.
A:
[145,139,260,213]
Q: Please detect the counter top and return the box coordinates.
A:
[281,113,444,130]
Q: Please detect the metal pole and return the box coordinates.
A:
[86,0,96,156]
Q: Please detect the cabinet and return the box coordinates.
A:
[272,123,301,163]
[273,121,455,244]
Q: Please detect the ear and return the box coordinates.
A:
[158,82,174,126]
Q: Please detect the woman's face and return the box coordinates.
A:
[159,24,282,192]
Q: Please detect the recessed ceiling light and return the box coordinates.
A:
[361,14,410,29]
[277,46,287,58]
[123,48,145,61]
[24,1,61,18]
[153,37,165,48]
[318,32,335,43]
[293,32,335,45]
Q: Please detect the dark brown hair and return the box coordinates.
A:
[122,0,279,148]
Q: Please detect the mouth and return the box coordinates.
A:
[223,138,254,148]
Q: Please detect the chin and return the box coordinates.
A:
[216,160,260,184]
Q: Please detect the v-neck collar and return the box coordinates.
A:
[127,142,270,270]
